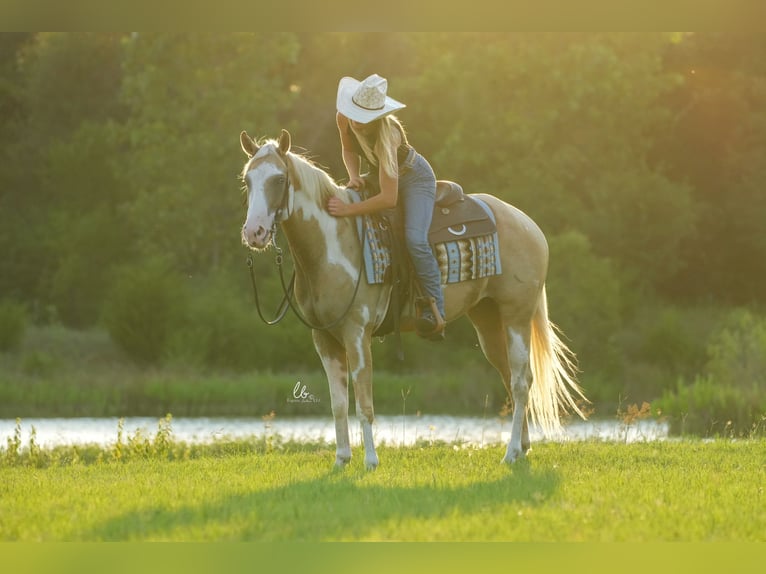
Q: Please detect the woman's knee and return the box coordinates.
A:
[403,221,428,241]
[405,229,430,252]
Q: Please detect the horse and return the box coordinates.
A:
[239,129,588,469]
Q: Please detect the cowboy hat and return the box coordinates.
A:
[336,74,406,124]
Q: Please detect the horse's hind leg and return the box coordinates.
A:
[521,415,531,454]
[503,324,533,463]
[468,299,532,463]
[313,330,351,467]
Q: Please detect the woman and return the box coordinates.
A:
[327,74,445,340]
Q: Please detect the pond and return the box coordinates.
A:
[0,415,668,448]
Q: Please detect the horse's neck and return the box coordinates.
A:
[281,191,360,282]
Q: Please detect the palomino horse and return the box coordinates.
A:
[240,129,587,468]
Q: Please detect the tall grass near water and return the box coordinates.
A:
[2,320,766,435]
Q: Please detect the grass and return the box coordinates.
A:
[1,434,764,541]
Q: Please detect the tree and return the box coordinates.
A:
[117,33,300,276]
[0,33,126,320]
[659,33,766,303]
[402,33,695,289]
[0,33,35,303]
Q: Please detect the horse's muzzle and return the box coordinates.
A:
[242,224,271,250]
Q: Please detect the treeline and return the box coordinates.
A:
[1,33,765,428]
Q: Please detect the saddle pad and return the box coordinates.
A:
[360,210,392,285]
[434,233,502,285]
[349,189,391,285]
[348,191,501,285]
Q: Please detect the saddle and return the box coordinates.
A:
[352,178,501,350]
[430,181,497,244]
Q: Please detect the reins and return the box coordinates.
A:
[245,168,365,332]
[246,249,293,326]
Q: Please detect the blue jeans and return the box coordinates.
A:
[399,152,445,318]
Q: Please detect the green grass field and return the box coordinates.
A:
[1,438,764,541]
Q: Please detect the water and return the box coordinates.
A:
[0,415,668,448]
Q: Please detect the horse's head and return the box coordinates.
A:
[240,129,294,250]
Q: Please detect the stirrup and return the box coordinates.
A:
[416,297,445,340]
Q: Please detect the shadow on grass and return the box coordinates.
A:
[88,459,559,541]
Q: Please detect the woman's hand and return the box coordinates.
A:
[347,175,365,190]
[327,197,352,217]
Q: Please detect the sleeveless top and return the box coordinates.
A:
[346,121,414,171]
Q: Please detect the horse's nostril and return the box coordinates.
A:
[242,224,269,247]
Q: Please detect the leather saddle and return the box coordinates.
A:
[429,181,496,244]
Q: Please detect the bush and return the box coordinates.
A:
[657,375,765,437]
[165,276,263,372]
[638,307,710,376]
[102,259,187,364]
[0,300,27,352]
[612,303,725,406]
[49,208,126,329]
[706,308,766,389]
[50,253,105,328]
[656,309,766,436]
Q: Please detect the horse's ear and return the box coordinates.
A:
[240,131,259,158]
[278,129,291,156]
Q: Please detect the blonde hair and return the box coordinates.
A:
[350,115,408,178]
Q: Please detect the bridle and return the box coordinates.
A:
[273,153,292,223]
[244,152,364,331]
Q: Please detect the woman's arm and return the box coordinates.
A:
[336,113,364,189]
[328,116,400,217]
[328,168,398,217]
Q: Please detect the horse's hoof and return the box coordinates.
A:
[502,448,525,464]
[334,456,351,469]
[365,459,379,471]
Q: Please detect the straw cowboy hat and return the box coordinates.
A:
[336,74,406,124]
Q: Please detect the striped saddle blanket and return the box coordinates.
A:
[350,183,502,286]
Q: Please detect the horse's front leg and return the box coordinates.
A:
[346,329,378,470]
[313,330,351,467]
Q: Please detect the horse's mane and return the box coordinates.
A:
[241,140,342,206]
[286,149,343,205]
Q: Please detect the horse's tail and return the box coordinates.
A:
[528,285,589,436]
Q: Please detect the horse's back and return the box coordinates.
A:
[472,193,547,269]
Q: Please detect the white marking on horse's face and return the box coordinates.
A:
[241,157,287,250]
